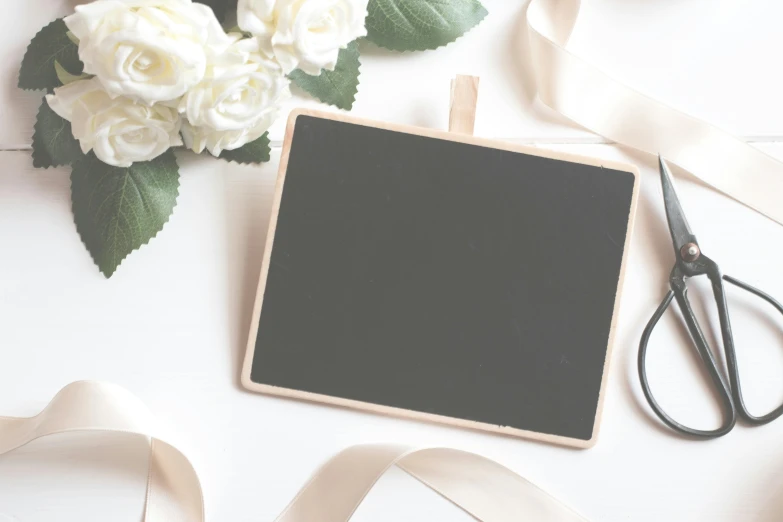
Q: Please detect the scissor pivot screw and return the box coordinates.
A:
[680,243,701,262]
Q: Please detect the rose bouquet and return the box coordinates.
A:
[19,0,487,277]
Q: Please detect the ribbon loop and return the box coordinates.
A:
[1,382,589,522]
[0,381,203,522]
[527,0,783,227]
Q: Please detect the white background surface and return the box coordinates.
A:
[3,1,783,521]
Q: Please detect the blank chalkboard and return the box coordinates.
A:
[242,110,639,448]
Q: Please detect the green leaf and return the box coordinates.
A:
[71,151,180,277]
[289,41,361,110]
[54,60,90,85]
[200,0,237,24]
[218,133,271,164]
[19,18,84,91]
[365,0,488,51]
[32,97,84,169]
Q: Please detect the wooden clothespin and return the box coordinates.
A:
[448,75,479,135]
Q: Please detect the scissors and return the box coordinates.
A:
[638,157,783,438]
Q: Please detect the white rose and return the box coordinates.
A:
[46,78,182,167]
[181,120,271,157]
[180,36,289,156]
[236,0,276,55]
[65,0,231,104]
[238,0,369,75]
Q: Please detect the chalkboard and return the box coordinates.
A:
[242,110,639,448]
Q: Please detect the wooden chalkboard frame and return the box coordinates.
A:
[241,108,640,448]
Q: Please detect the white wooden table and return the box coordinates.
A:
[3,1,783,521]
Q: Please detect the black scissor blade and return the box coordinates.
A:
[659,156,697,252]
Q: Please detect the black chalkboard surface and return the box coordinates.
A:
[242,110,639,448]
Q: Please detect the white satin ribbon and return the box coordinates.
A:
[527,0,783,227]
[0,381,204,522]
[0,382,589,522]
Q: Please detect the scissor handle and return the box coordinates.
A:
[638,284,737,439]
[639,266,783,437]
[720,275,783,425]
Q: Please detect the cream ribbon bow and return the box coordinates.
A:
[527,0,783,226]
[0,381,589,522]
